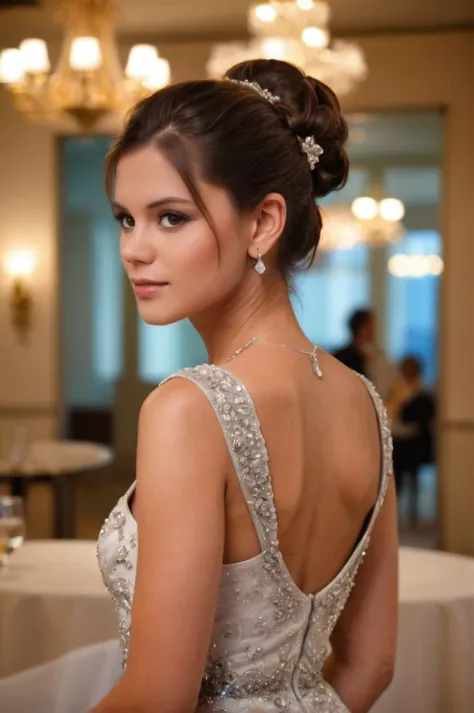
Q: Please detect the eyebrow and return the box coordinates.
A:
[112,197,194,212]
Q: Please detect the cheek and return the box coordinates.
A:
[171,221,241,282]
[179,230,217,271]
[190,230,245,290]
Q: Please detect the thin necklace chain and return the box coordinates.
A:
[224,337,323,378]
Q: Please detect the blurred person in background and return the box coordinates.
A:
[334,308,396,400]
[388,356,436,525]
[333,308,374,376]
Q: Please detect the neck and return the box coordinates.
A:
[191,273,311,364]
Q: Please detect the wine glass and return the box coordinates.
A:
[0,496,26,568]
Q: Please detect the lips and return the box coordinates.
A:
[131,278,169,298]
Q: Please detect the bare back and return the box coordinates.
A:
[98,353,395,713]
[223,346,382,595]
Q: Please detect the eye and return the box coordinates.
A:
[159,211,188,229]
[114,212,135,231]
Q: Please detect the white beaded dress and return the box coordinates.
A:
[97,364,393,712]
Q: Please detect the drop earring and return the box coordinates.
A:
[254,251,266,275]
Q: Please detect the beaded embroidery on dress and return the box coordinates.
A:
[97,364,393,712]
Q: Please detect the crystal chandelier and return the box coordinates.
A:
[0,0,171,129]
[351,195,405,246]
[319,195,405,252]
[207,1,367,96]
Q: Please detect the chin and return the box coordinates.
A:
[136,302,190,327]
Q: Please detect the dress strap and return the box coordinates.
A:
[161,364,278,551]
[355,373,394,540]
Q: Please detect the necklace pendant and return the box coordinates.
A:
[311,348,323,379]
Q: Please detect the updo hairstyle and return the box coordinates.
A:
[106,59,349,279]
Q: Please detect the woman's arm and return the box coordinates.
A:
[89,378,230,713]
[324,479,399,713]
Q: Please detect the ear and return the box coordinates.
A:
[248,192,286,260]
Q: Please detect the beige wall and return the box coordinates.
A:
[0,31,473,552]
[0,94,58,441]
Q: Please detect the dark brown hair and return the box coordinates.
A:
[348,308,374,337]
[106,59,349,279]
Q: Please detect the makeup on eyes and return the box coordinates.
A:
[113,210,190,231]
[112,197,195,231]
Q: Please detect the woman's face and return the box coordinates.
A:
[113,144,255,326]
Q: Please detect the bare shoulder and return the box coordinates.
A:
[120,374,229,707]
[142,373,207,411]
[138,375,230,472]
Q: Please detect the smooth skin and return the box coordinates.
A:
[89,144,398,713]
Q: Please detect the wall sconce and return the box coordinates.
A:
[3,249,36,340]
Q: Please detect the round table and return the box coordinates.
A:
[0,440,113,539]
[0,543,473,713]
[0,541,116,677]
[374,548,474,713]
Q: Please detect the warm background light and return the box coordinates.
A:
[261,38,288,59]
[379,197,405,221]
[301,26,329,48]
[0,49,24,84]
[19,39,50,74]
[320,209,362,251]
[69,37,102,72]
[388,254,444,278]
[141,57,171,90]
[3,249,36,278]
[351,196,378,220]
[254,4,277,23]
[0,2,170,128]
[125,44,159,80]
[209,0,366,97]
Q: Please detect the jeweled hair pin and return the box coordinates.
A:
[228,79,324,171]
[297,135,324,171]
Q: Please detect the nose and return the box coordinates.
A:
[121,229,155,267]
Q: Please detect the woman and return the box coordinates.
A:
[388,356,436,524]
[95,59,398,712]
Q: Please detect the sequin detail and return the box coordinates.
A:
[96,364,392,711]
[163,365,280,551]
[97,506,136,669]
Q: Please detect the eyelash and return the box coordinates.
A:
[113,211,190,231]
[114,212,134,231]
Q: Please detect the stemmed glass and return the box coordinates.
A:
[0,496,26,568]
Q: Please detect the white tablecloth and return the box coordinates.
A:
[0,541,116,677]
[374,548,474,713]
[0,543,473,712]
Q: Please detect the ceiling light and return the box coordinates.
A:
[208,1,366,97]
[255,4,277,22]
[301,27,328,49]
[18,39,50,74]
[0,0,171,129]
[351,197,378,221]
[379,198,405,222]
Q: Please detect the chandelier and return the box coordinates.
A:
[351,195,405,246]
[319,194,405,252]
[207,1,367,96]
[0,0,171,129]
